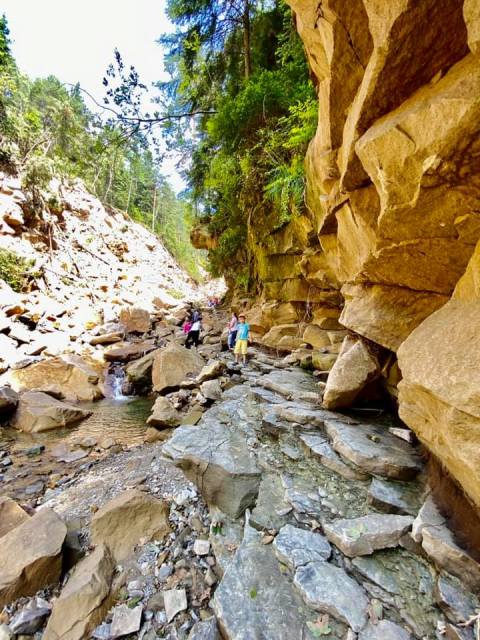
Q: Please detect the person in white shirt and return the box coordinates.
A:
[186,317,201,348]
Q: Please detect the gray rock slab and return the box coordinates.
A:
[273,524,331,569]
[411,494,445,542]
[299,433,369,481]
[188,617,221,640]
[294,560,368,631]
[250,386,285,404]
[323,514,414,557]
[213,523,318,639]
[250,474,292,531]
[283,477,324,521]
[367,477,424,516]
[273,402,327,427]
[258,369,320,403]
[163,421,261,518]
[9,598,51,634]
[324,420,422,480]
[436,573,480,624]
[358,620,413,640]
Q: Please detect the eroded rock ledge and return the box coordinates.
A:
[235,1,480,510]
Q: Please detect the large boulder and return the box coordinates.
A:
[0,497,29,538]
[11,391,92,433]
[163,421,261,518]
[119,307,151,333]
[91,489,170,561]
[262,324,305,351]
[125,349,158,387]
[152,342,204,393]
[302,324,331,349]
[43,545,115,640]
[323,336,380,409]
[104,340,156,363]
[147,396,181,428]
[0,508,66,607]
[8,355,103,402]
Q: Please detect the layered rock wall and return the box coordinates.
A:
[241,2,480,508]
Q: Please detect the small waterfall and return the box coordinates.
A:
[106,364,130,400]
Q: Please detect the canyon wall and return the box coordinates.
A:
[239,1,480,509]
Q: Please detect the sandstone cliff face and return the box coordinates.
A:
[243,2,480,508]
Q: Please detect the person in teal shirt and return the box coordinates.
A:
[234,314,250,365]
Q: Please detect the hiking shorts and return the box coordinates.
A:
[234,338,248,355]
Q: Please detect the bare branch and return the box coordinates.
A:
[64,82,216,126]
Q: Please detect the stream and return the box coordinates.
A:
[0,393,154,505]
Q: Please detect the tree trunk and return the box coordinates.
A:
[242,0,252,79]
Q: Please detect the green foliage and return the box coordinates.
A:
[0,248,31,291]
[162,1,316,285]
[0,14,13,70]
[0,14,201,280]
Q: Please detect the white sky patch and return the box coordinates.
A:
[2,0,186,192]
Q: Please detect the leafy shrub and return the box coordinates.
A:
[0,248,31,291]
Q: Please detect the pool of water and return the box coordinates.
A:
[1,396,154,450]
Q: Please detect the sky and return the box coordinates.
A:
[1,0,185,191]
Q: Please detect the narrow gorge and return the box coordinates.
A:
[1,1,480,639]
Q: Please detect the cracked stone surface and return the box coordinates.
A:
[163,393,262,518]
[273,524,331,569]
[324,420,422,480]
[323,514,414,557]
[367,477,425,516]
[213,523,318,640]
[294,560,369,632]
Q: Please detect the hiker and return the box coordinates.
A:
[234,313,249,365]
[227,311,238,350]
[183,317,192,335]
[192,309,201,322]
[186,315,201,348]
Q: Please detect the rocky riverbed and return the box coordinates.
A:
[1,297,479,639]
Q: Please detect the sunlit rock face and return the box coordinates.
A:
[190,224,218,250]
[244,1,480,508]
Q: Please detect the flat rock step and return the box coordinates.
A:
[257,369,320,403]
[367,477,424,516]
[358,620,413,640]
[299,433,369,481]
[324,420,422,480]
[323,514,414,557]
